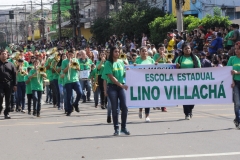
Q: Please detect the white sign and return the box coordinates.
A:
[79,70,90,79]
[126,67,232,108]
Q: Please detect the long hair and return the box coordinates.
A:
[180,43,200,68]
[108,46,119,64]
[57,54,66,67]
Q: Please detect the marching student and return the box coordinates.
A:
[227,41,240,129]
[175,43,201,120]
[153,43,169,112]
[51,53,61,109]
[57,53,67,110]
[78,50,93,103]
[96,51,107,109]
[28,60,47,117]
[89,64,99,108]
[103,46,130,136]
[25,67,33,115]
[61,49,82,116]
[135,46,156,122]
[16,59,28,113]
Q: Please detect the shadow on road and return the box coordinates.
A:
[47,128,234,142]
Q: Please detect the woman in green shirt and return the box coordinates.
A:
[104,46,130,136]
[28,60,47,117]
[96,51,107,109]
[227,41,240,129]
[175,43,201,120]
[16,59,28,113]
[135,46,155,122]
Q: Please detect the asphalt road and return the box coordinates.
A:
[0,94,240,160]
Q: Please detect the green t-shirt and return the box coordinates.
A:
[23,60,29,68]
[135,57,155,64]
[78,58,93,70]
[29,69,44,91]
[29,63,34,69]
[51,60,59,80]
[45,59,53,81]
[61,58,80,84]
[153,53,167,63]
[224,31,234,46]
[227,56,240,81]
[89,68,98,80]
[96,60,105,75]
[103,60,125,84]
[25,76,32,94]
[175,55,201,69]
[17,67,27,82]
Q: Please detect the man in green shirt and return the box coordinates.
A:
[61,49,83,116]
[78,50,93,103]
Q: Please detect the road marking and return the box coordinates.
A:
[108,152,240,160]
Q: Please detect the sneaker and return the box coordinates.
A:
[113,129,120,136]
[58,107,61,110]
[153,107,156,110]
[156,107,161,110]
[120,128,130,135]
[37,113,40,117]
[139,111,143,119]
[161,107,167,112]
[53,105,57,108]
[33,111,36,116]
[107,116,111,123]
[190,114,193,119]
[146,117,151,122]
[185,115,190,120]
[21,110,25,113]
[66,112,71,116]
[234,119,239,128]
[4,115,11,119]
[28,111,31,115]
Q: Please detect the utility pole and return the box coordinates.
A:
[58,0,62,41]
[176,0,184,32]
[11,19,13,43]
[16,12,18,44]
[41,0,45,43]
[71,0,76,46]
[76,0,80,45]
[25,4,27,44]
[30,1,34,42]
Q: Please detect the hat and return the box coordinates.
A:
[200,51,206,56]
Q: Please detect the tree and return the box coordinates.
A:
[90,2,164,44]
[213,7,222,17]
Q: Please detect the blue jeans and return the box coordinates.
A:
[53,79,60,107]
[32,90,42,113]
[45,85,52,102]
[107,97,120,117]
[58,84,64,104]
[94,87,100,106]
[17,82,26,110]
[11,91,17,108]
[233,80,240,123]
[65,81,83,113]
[107,84,128,130]
[80,80,91,101]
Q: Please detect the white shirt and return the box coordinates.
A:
[130,42,135,51]
[92,50,98,61]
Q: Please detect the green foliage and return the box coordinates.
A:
[149,14,231,45]
[90,17,113,44]
[90,2,164,44]
[213,7,222,17]
[149,14,176,45]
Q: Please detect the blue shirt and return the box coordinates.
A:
[208,39,218,55]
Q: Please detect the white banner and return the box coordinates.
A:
[126,66,232,108]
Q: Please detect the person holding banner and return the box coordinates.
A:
[135,46,156,122]
[104,46,130,136]
[175,43,201,120]
[227,41,240,129]
[153,43,169,112]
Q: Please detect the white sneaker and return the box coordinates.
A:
[185,115,190,120]
[146,117,151,122]
[139,111,143,119]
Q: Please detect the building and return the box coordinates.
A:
[169,0,240,20]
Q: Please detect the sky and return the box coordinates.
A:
[1,0,52,10]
